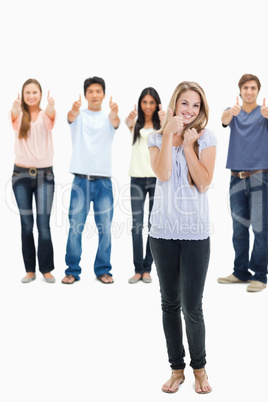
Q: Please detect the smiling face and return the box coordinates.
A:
[240,80,259,105]
[85,83,105,111]
[140,94,157,119]
[23,83,42,108]
[175,90,201,125]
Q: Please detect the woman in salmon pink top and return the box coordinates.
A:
[11,78,56,283]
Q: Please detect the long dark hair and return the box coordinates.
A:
[133,87,161,145]
[19,79,42,139]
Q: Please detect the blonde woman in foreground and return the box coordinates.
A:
[148,81,216,394]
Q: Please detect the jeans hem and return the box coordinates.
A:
[40,267,55,274]
[233,271,253,282]
[170,363,186,370]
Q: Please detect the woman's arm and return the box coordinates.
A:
[149,109,184,181]
[125,105,137,131]
[183,129,216,193]
[149,136,173,181]
[45,91,56,121]
[11,94,21,122]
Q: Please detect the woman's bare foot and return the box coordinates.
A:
[161,370,185,393]
[194,369,212,394]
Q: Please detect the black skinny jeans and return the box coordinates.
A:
[130,177,156,274]
[150,236,210,370]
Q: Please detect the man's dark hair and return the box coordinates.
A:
[84,76,106,95]
[238,74,261,92]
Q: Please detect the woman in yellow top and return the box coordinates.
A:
[125,87,164,283]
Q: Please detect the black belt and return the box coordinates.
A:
[74,174,110,181]
[231,169,268,179]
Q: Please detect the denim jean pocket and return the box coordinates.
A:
[44,170,54,182]
[255,172,268,186]
[101,178,112,191]
[12,171,24,186]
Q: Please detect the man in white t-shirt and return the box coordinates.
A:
[62,76,120,284]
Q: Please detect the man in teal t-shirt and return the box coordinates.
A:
[218,73,268,292]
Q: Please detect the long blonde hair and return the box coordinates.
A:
[160,81,209,185]
[19,79,42,139]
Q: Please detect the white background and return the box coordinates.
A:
[1,0,268,401]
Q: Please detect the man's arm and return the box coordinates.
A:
[261,98,268,119]
[108,96,120,128]
[222,96,241,126]
[68,94,82,123]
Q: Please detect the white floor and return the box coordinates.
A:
[1,193,267,402]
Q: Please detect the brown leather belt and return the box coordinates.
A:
[231,169,268,179]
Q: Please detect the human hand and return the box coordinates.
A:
[12,93,22,113]
[109,96,119,118]
[183,128,204,148]
[261,98,268,118]
[128,104,138,121]
[230,96,241,116]
[47,91,55,108]
[158,104,166,125]
[126,104,137,128]
[72,94,82,112]
[164,108,184,137]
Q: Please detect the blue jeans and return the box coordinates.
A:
[130,177,156,274]
[65,176,113,280]
[150,236,210,370]
[230,172,268,283]
[12,165,55,273]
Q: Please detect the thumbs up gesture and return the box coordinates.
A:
[72,94,82,113]
[129,104,138,120]
[164,108,184,138]
[261,98,268,118]
[109,96,120,128]
[230,96,241,116]
[125,104,138,129]
[12,93,22,112]
[46,91,55,113]
[47,91,55,107]
[109,96,119,118]
[45,91,56,119]
[11,93,22,120]
[158,104,166,125]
